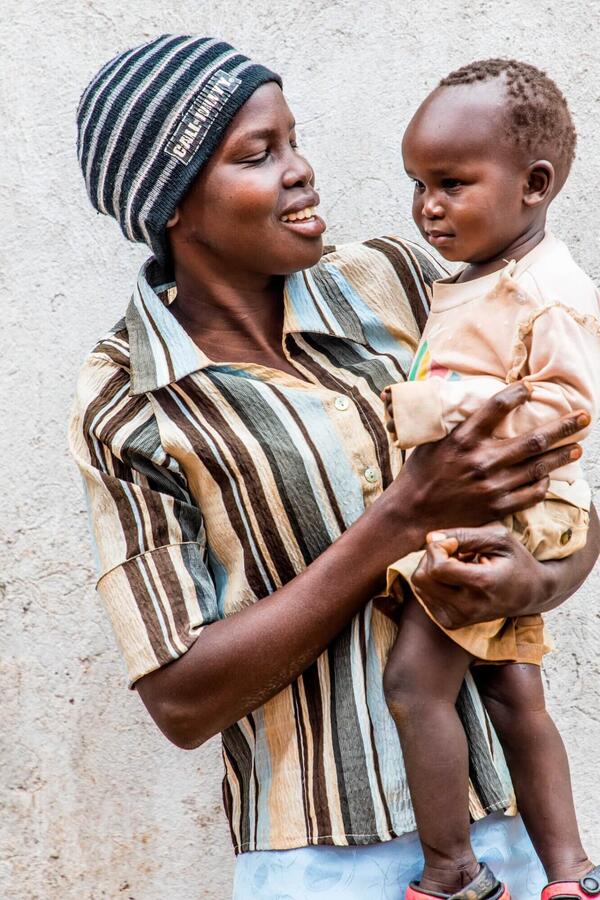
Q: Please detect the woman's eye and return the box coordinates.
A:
[244,151,270,165]
[242,138,298,164]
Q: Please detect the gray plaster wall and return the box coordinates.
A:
[2,1,600,897]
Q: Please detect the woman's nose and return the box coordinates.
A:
[283,151,315,188]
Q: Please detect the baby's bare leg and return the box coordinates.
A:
[383,595,479,894]
[473,663,593,882]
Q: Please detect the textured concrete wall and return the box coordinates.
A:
[2,1,600,897]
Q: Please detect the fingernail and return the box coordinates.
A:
[570,446,582,459]
[427,530,447,541]
[577,413,590,428]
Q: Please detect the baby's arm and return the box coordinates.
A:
[492,305,598,443]
[386,375,505,448]
[498,305,599,558]
[387,305,599,450]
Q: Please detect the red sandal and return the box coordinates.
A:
[542,866,600,899]
[405,862,511,899]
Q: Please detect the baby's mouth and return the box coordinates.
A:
[425,229,455,246]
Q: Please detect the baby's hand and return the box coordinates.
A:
[380,386,397,440]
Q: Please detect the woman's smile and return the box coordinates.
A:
[279,194,327,236]
[280,212,327,237]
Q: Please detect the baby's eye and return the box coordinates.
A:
[411,178,425,192]
[442,178,462,190]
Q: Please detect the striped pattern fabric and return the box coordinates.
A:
[69,236,514,853]
[76,35,281,262]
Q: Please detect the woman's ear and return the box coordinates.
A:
[166,208,180,228]
[523,160,555,207]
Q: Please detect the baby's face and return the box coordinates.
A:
[402,82,530,264]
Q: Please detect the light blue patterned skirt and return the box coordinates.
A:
[233,813,545,899]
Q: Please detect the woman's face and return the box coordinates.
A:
[168,82,326,277]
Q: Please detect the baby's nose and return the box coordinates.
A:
[422,194,444,218]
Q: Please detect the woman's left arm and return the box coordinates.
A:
[411,505,600,630]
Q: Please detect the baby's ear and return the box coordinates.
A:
[523,160,555,207]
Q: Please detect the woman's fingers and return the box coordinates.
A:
[413,527,542,628]
[452,383,530,444]
[414,543,488,590]
[493,411,589,468]
[450,383,589,471]
[425,525,510,555]
[497,444,581,491]
[415,527,514,591]
[485,443,581,517]
[487,478,549,519]
[413,547,500,629]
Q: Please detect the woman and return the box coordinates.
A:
[70,35,599,899]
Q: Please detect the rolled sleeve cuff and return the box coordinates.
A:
[385,550,426,599]
[390,380,446,449]
[96,541,218,688]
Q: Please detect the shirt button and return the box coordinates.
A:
[364,466,380,484]
[334,395,350,411]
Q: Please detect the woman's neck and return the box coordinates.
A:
[169,251,290,368]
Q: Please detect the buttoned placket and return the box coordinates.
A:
[321,381,385,506]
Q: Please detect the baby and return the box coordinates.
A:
[382,60,600,900]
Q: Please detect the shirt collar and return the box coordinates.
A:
[127,254,368,395]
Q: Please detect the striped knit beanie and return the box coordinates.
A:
[76,35,282,264]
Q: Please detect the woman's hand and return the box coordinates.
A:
[412,526,548,628]
[392,382,588,541]
[412,509,600,628]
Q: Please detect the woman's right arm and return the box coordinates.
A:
[136,384,586,749]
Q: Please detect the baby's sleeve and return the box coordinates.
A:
[390,302,600,451]
[497,302,600,444]
[389,375,505,448]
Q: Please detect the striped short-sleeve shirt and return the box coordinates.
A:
[69,236,514,854]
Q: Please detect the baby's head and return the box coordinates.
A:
[402,59,576,264]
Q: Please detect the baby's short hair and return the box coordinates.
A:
[439,59,576,180]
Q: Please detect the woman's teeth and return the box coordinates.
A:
[281,206,316,222]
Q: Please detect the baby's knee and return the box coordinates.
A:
[475,663,546,720]
[382,656,424,726]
